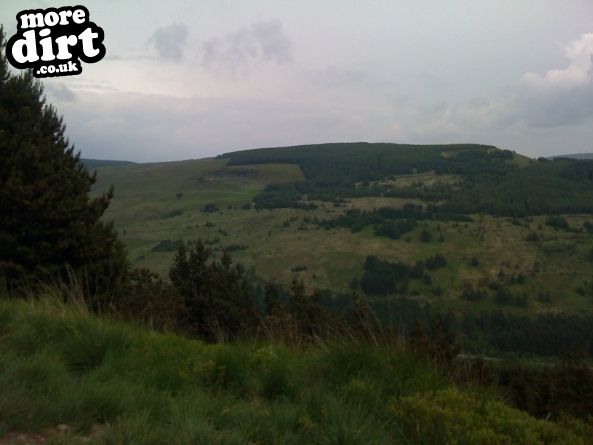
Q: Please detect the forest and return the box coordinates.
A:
[223,143,593,216]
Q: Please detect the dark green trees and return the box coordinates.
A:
[0,29,127,295]
[169,241,258,341]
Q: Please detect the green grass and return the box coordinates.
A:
[0,297,592,444]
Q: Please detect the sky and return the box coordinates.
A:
[1,0,593,161]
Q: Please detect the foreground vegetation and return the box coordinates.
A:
[1,296,592,445]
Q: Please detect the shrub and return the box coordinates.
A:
[169,241,258,341]
[392,388,588,445]
[166,209,184,218]
[420,229,432,243]
[545,215,569,230]
[425,254,447,270]
[225,244,248,252]
[460,288,487,302]
[118,268,183,331]
[361,256,411,295]
[151,240,182,252]
[202,203,219,213]
[526,232,539,242]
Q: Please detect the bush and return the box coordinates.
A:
[526,232,539,242]
[169,241,258,341]
[201,203,219,213]
[225,244,248,252]
[361,256,411,295]
[420,229,432,243]
[118,268,183,331]
[425,254,447,270]
[460,288,487,302]
[392,388,588,445]
[494,287,528,307]
[151,240,182,252]
[545,215,569,230]
[375,219,417,240]
[166,209,184,218]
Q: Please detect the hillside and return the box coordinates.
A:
[0,297,591,445]
[90,143,593,325]
[81,159,136,171]
[551,153,593,160]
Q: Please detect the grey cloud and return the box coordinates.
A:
[517,85,593,128]
[149,23,189,60]
[201,20,292,74]
[392,33,593,138]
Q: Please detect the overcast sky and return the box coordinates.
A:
[2,0,593,161]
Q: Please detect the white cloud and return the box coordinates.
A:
[522,33,593,90]
[516,33,593,127]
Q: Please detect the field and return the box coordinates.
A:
[89,147,593,317]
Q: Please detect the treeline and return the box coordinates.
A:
[459,311,593,357]
[349,295,593,359]
[118,240,375,343]
[123,243,593,357]
[318,204,471,239]
[223,142,512,187]
[224,142,593,216]
[253,183,317,210]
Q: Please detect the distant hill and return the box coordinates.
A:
[82,158,135,171]
[550,153,593,160]
[222,142,593,216]
[89,142,593,323]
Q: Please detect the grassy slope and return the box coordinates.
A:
[0,297,589,445]
[91,155,593,316]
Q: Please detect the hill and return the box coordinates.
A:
[90,143,593,323]
[551,153,593,160]
[0,296,591,444]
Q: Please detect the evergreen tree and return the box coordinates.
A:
[169,241,258,341]
[263,282,283,316]
[0,28,128,299]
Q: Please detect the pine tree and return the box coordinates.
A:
[169,241,258,341]
[0,28,128,299]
